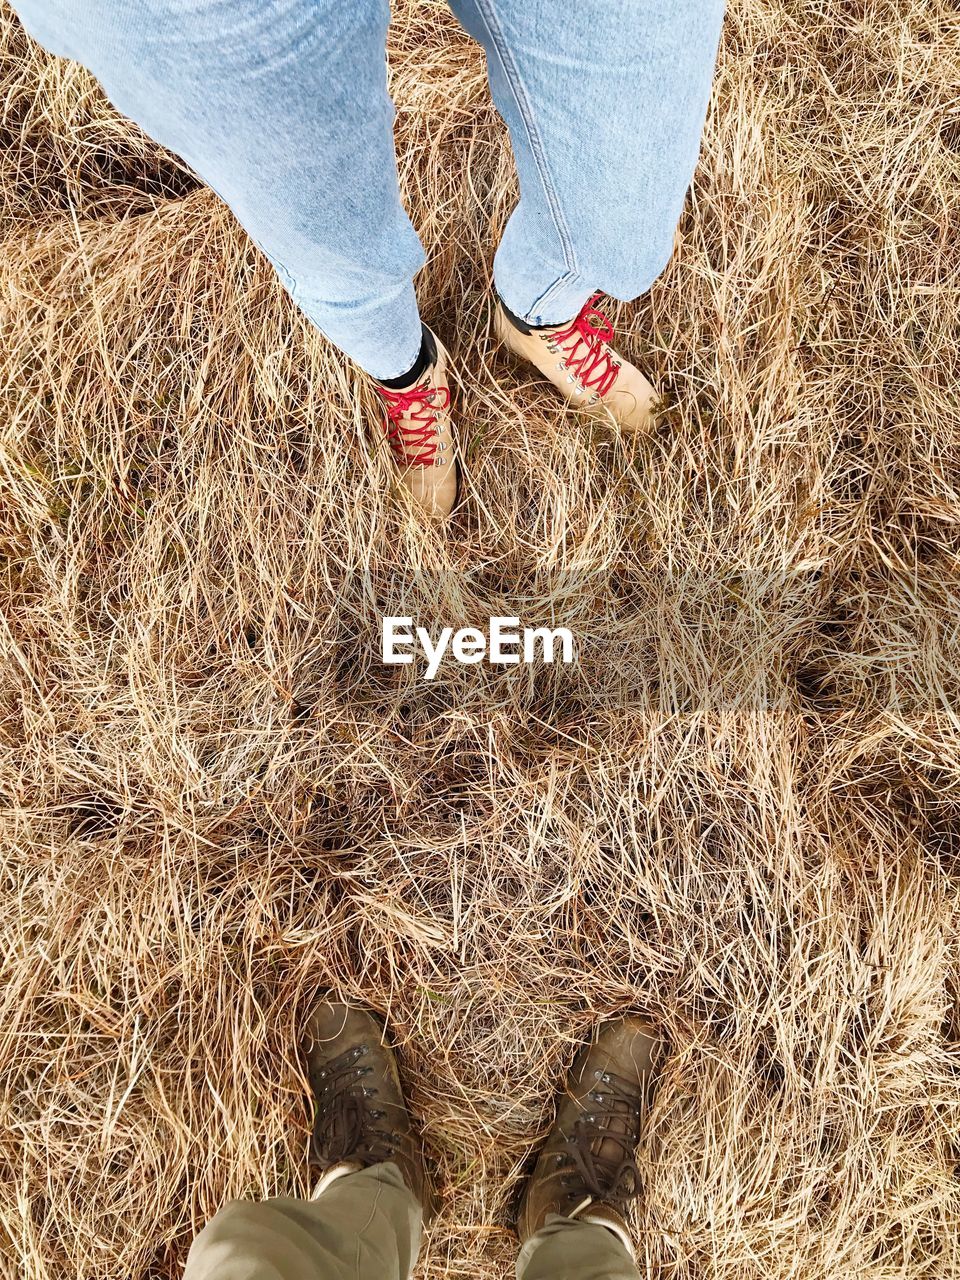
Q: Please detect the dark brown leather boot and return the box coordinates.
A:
[302,1001,435,1219]
[518,1017,665,1247]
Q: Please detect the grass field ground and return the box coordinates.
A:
[1,1,959,1276]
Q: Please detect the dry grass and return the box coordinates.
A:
[1,0,960,1276]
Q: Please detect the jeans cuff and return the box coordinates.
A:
[493,265,593,329]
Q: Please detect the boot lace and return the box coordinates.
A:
[312,1045,399,1167]
[555,1068,644,1211]
[376,380,450,469]
[546,293,621,401]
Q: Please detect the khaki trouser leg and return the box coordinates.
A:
[183,1162,421,1280]
[517,1215,642,1280]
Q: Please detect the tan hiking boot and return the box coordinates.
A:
[517,1016,665,1248]
[302,1000,436,1220]
[495,294,660,433]
[374,327,459,520]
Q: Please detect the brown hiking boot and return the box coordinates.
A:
[518,1017,665,1247]
[302,1001,435,1219]
[374,327,459,520]
[495,294,660,433]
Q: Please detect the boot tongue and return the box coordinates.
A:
[319,1091,367,1163]
[566,1068,644,1205]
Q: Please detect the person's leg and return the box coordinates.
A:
[518,1214,641,1280]
[514,1017,666,1280]
[184,1163,421,1280]
[449,0,725,324]
[10,0,424,381]
[184,1000,433,1279]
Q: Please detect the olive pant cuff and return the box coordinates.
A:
[183,1162,422,1280]
[517,1214,641,1280]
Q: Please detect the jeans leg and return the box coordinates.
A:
[450,0,725,324]
[517,1215,642,1280]
[183,1163,422,1280]
[10,0,426,379]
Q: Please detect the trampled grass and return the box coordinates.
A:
[1,1,959,1276]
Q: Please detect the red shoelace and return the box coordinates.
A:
[547,293,621,398]
[376,380,451,468]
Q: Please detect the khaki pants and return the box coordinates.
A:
[184,1163,641,1280]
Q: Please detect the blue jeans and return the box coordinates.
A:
[13,0,724,379]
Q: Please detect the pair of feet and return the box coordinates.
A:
[304,1001,664,1249]
[375,294,661,520]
